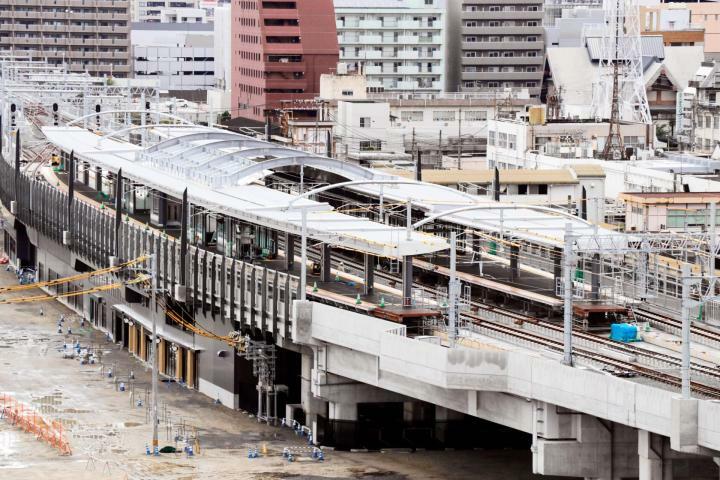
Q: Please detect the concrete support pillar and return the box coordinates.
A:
[363,253,374,295]
[510,244,520,282]
[435,406,464,444]
[285,233,295,271]
[95,166,102,192]
[300,351,325,443]
[638,430,663,480]
[591,253,601,301]
[402,255,413,307]
[271,230,278,256]
[329,401,358,422]
[403,401,426,422]
[321,243,332,283]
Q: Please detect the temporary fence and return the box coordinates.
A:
[0,393,72,455]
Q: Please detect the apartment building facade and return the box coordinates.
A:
[133,0,220,23]
[132,22,214,91]
[460,0,545,98]
[231,0,339,123]
[334,0,447,93]
[0,0,131,78]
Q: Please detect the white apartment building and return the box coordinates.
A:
[131,22,214,91]
[334,0,448,93]
[134,0,220,23]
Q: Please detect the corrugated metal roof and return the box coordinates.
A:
[378,168,580,185]
[619,192,720,205]
[585,35,664,61]
[571,164,606,177]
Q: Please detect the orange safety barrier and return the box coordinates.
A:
[0,393,72,456]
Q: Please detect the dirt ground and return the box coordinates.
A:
[0,266,561,480]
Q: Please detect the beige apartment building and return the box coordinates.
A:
[0,0,131,77]
[460,0,545,98]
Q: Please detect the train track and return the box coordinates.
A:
[464,313,720,398]
[633,307,720,350]
[285,240,720,396]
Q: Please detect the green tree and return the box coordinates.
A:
[219,111,231,124]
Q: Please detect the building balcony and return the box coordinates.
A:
[397,50,419,59]
[264,25,301,36]
[264,61,305,73]
[360,50,383,59]
[462,10,544,21]
[461,71,542,81]
[264,43,303,55]
[359,35,383,43]
[397,20,420,29]
[398,65,420,74]
[461,25,544,35]
[462,55,544,65]
[462,40,544,50]
[398,35,419,44]
[265,78,307,90]
[364,65,382,74]
[359,19,382,29]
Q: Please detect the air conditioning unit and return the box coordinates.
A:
[62,230,72,246]
[9,201,16,215]
[174,284,186,302]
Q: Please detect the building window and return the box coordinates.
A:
[359,117,371,127]
[464,110,487,121]
[401,110,424,122]
[433,110,456,121]
[359,140,382,151]
[341,90,354,97]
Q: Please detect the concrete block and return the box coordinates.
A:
[671,397,699,452]
[292,300,313,344]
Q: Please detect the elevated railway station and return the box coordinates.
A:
[2,59,720,478]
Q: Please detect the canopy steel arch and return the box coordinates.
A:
[153,138,271,165]
[144,131,254,154]
[286,179,479,209]
[67,110,195,128]
[216,155,379,188]
[96,124,212,146]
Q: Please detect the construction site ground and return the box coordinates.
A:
[0,267,565,480]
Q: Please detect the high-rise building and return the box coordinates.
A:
[0,0,131,78]
[231,0,339,123]
[459,0,545,98]
[334,0,447,93]
[134,0,202,23]
[132,22,215,91]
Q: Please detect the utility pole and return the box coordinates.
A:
[448,231,459,347]
[411,127,416,162]
[681,264,691,399]
[438,130,442,167]
[457,107,462,169]
[300,208,307,301]
[150,253,159,453]
[562,223,574,366]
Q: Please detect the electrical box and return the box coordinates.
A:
[62,230,71,246]
[9,201,16,215]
